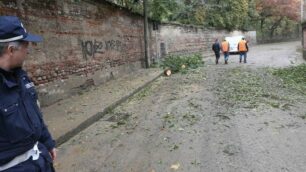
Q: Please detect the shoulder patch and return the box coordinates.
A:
[25,82,35,89]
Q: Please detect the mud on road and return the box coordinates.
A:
[55,41,306,172]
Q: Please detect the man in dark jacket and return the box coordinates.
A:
[212,39,221,64]
[0,16,56,171]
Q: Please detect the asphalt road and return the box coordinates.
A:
[55,41,306,172]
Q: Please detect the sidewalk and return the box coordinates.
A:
[42,68,163,146]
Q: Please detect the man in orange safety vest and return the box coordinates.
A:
[221,39,230,64]
[237,37,249,63]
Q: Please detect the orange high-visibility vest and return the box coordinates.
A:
[221,41,229,52]
[238,40,247,52]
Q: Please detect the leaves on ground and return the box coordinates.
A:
[271,64,306,95]
[215,67,301,109]
[170,163,180,170]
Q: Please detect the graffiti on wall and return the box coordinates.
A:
[81,39,123,59]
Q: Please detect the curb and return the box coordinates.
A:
[55,71,164,146]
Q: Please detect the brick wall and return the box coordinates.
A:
[155,24,256,59]
[0,0,256,106]
[0,0,148,106]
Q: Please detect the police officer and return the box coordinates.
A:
[238,37,249,63]
[0,16,56,171]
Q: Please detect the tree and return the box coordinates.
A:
[203,0,249,30]
[170,0,206,25]
[108,0,301,39]
[149,0,178,22]
[255,0,300,38]
[107,0,179,22]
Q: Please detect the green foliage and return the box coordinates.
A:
[149,0,178,22]
[107,0,178,22]
[110,0,143,12]
[160,53,203,74]
[150,61,160,68]
[215,68,297,109]
[184,53,203,69]
[108,0,300,37]
[257,16,300,42]
[194,5,206,24]
[203,0,249,30]
[272,64,306,95]
[217,68,265,104]
[253,0,301,41]
[170,1,206,25]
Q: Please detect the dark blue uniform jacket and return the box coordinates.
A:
[0,68,55,166]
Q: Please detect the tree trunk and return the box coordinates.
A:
[269,17,284,39]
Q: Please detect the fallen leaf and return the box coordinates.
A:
[170,163,180,170]
[178,128,185,131]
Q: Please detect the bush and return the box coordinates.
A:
[160,53,203,73]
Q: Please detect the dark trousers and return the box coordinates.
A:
[4,157,55,172]
[4,144,55,172]
[215,52,220,63]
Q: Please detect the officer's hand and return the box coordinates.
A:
[49,148,57,161]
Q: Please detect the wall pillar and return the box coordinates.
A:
[302,23,306,60]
